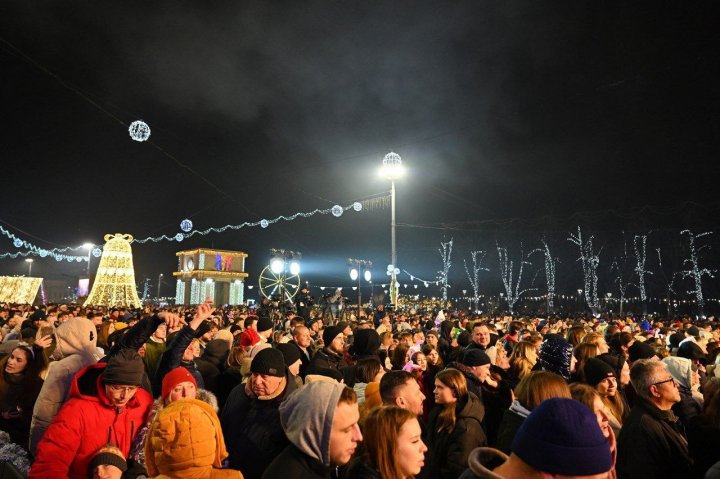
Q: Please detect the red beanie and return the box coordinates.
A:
[161,367,198,399]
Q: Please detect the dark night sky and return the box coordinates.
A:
[1,1,719,302]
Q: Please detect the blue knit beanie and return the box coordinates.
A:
[511,398,611,476]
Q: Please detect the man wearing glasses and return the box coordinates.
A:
[30,349,152,479]
[616,358,693,479]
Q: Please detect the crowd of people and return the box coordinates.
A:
[0,298,719,479]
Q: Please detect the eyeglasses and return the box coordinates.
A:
[108,385,138,393]
[651,377,677,388]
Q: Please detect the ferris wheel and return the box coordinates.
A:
[258,265,301,302]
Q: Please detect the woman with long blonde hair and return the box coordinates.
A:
[424,368,486,479]
[507,341,537,386]
[347,406,427,479]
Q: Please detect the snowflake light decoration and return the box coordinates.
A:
[180,219,193,233]
[128,120,151,142]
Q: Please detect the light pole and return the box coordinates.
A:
[25,258,33,276]
[380,152,405,306]
[577,288,583,311]
[157,273,164,300]
[269,248,301,306]
[83,243,94,277]
[348,258,372,314]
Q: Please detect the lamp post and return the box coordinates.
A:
[157,273,164,300]
[348,258,372,314]
[577,288,583,311]
[25,258,33,276]
[83,243,94,277]
[380,152,405,306]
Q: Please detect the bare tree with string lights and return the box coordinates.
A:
[497,242,534,314]
[656,247,681,317]
[464,250,489,311]
[529,239,558,313]
[633,234,653,316]
[568,227,602,313]
[437,238,453,302]
[680,229,715,318]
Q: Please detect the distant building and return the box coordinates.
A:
[173,248,249,305]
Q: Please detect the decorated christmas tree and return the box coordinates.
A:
[84,233,142,307]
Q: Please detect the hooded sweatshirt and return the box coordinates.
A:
[29,317,103,454]
[662,356,702,424]
[261,381,346,479]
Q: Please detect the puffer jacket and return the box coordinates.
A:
[29,317,103,454]
[424,392,488,479]
[29,362,153,479]
[308,348,348,373]
[129,389,219,474]
[221,368,299,479]
[145,398,242,479]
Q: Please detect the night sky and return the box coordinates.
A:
[1,2,719,304]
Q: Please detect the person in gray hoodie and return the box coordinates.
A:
[261,381,363,479]
[28,317,103,454]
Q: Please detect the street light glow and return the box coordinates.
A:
[25,258,34,263]
[380,151,405,179]
[289,260,301,276]
[270,258,285,274]
[349,268,358,281]
[364,270,372,282]
[82,242,94,250]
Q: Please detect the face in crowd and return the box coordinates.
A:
[472,325,491,348]
[328,400,363,466]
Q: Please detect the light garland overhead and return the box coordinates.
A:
[0,226,90,262]
[133,200,371,244]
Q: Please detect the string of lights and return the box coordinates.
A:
[0,226,89,262]
[133,201,366,244]
[401,269,442,287]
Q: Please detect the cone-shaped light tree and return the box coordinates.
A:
[84,233,142,308]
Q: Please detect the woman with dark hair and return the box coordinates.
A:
[0,341,48,447]
[608,331,635,359]
[409,351,430,420]
[571,343,600,383]
[424,368,486,479]
[421,345,442,416]
[565,325,586,348]
[495,371,571,454]
[391,344,410,371]
[347,406,427,479]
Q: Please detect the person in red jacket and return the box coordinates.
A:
[29,349,152,479]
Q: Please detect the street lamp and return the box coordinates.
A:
[25,258,33,276]
[83,243,94,277]
[380,152,405,306]
[157,273,164,300]
[348,258,372,313]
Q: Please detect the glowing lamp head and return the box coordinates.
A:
[270,258,285,274]
[364,270,372,282]
[380,152,405,179]
[349,268,359,281]
[82,242,94,250]
[289,261,301,276]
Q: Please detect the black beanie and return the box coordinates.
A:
[597,353,625,379]
[275,343,302,367]
[251,348,286,377]
[323,325,344,347]
[462,349,492,367]
[256,317,273,333]
[349,329,380,357]
[583,357,616,387]
[102,349,145,386]
[88,444,127,477]
[628,341,657,362]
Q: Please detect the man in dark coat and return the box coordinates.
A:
[617,359,693,479]
[221,348,299,479]
[289,325,313,378]
[308,325,348,374]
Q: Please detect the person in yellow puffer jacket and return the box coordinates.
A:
[145,398,243,479]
